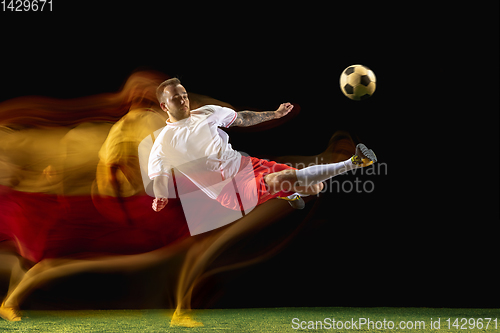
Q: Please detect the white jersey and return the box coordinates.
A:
[148,105,240,199]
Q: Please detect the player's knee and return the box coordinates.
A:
[275,172,297,192]
[265,171,296,193]
[303,182,323,195]
[313,182,324,194]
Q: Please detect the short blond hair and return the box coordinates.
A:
[156,78,181,104]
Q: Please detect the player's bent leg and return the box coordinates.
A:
[263,169,298,195]
[294,182,324,196]
[263,170,325,196]
[263,170,323,210]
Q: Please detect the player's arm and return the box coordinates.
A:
[152,175,169,212]
[229,103,293,127]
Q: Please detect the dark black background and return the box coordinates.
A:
[1,2,498,309]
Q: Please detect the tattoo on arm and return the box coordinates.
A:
[230,111,276,127]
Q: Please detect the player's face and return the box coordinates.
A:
[161,84,190,120]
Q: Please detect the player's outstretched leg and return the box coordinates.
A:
[268,143,377,209]
[294,143,377,188]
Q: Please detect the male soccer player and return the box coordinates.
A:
[149,78,376,213]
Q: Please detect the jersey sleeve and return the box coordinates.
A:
[208,105,238,128]
[148,144,171,180]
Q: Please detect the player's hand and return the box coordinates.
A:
[275,103,294,119]
[152,198,168,212]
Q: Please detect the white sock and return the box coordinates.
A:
[295,158,357,187]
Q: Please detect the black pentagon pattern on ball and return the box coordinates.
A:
[344,67,355,75]
[359,75,371,86]
[344,84,354,94]
[359,94,371,101]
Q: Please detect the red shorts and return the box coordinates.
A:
[216,156,297,211]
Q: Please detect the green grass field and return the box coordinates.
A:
[1,307,498,332]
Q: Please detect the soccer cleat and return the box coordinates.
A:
[351,143,377,167]
[277,194,305,210]
[0,302,21,322]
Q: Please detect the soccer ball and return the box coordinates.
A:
[340,65,376,101]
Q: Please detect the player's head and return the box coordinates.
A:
[156,78,190,121]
